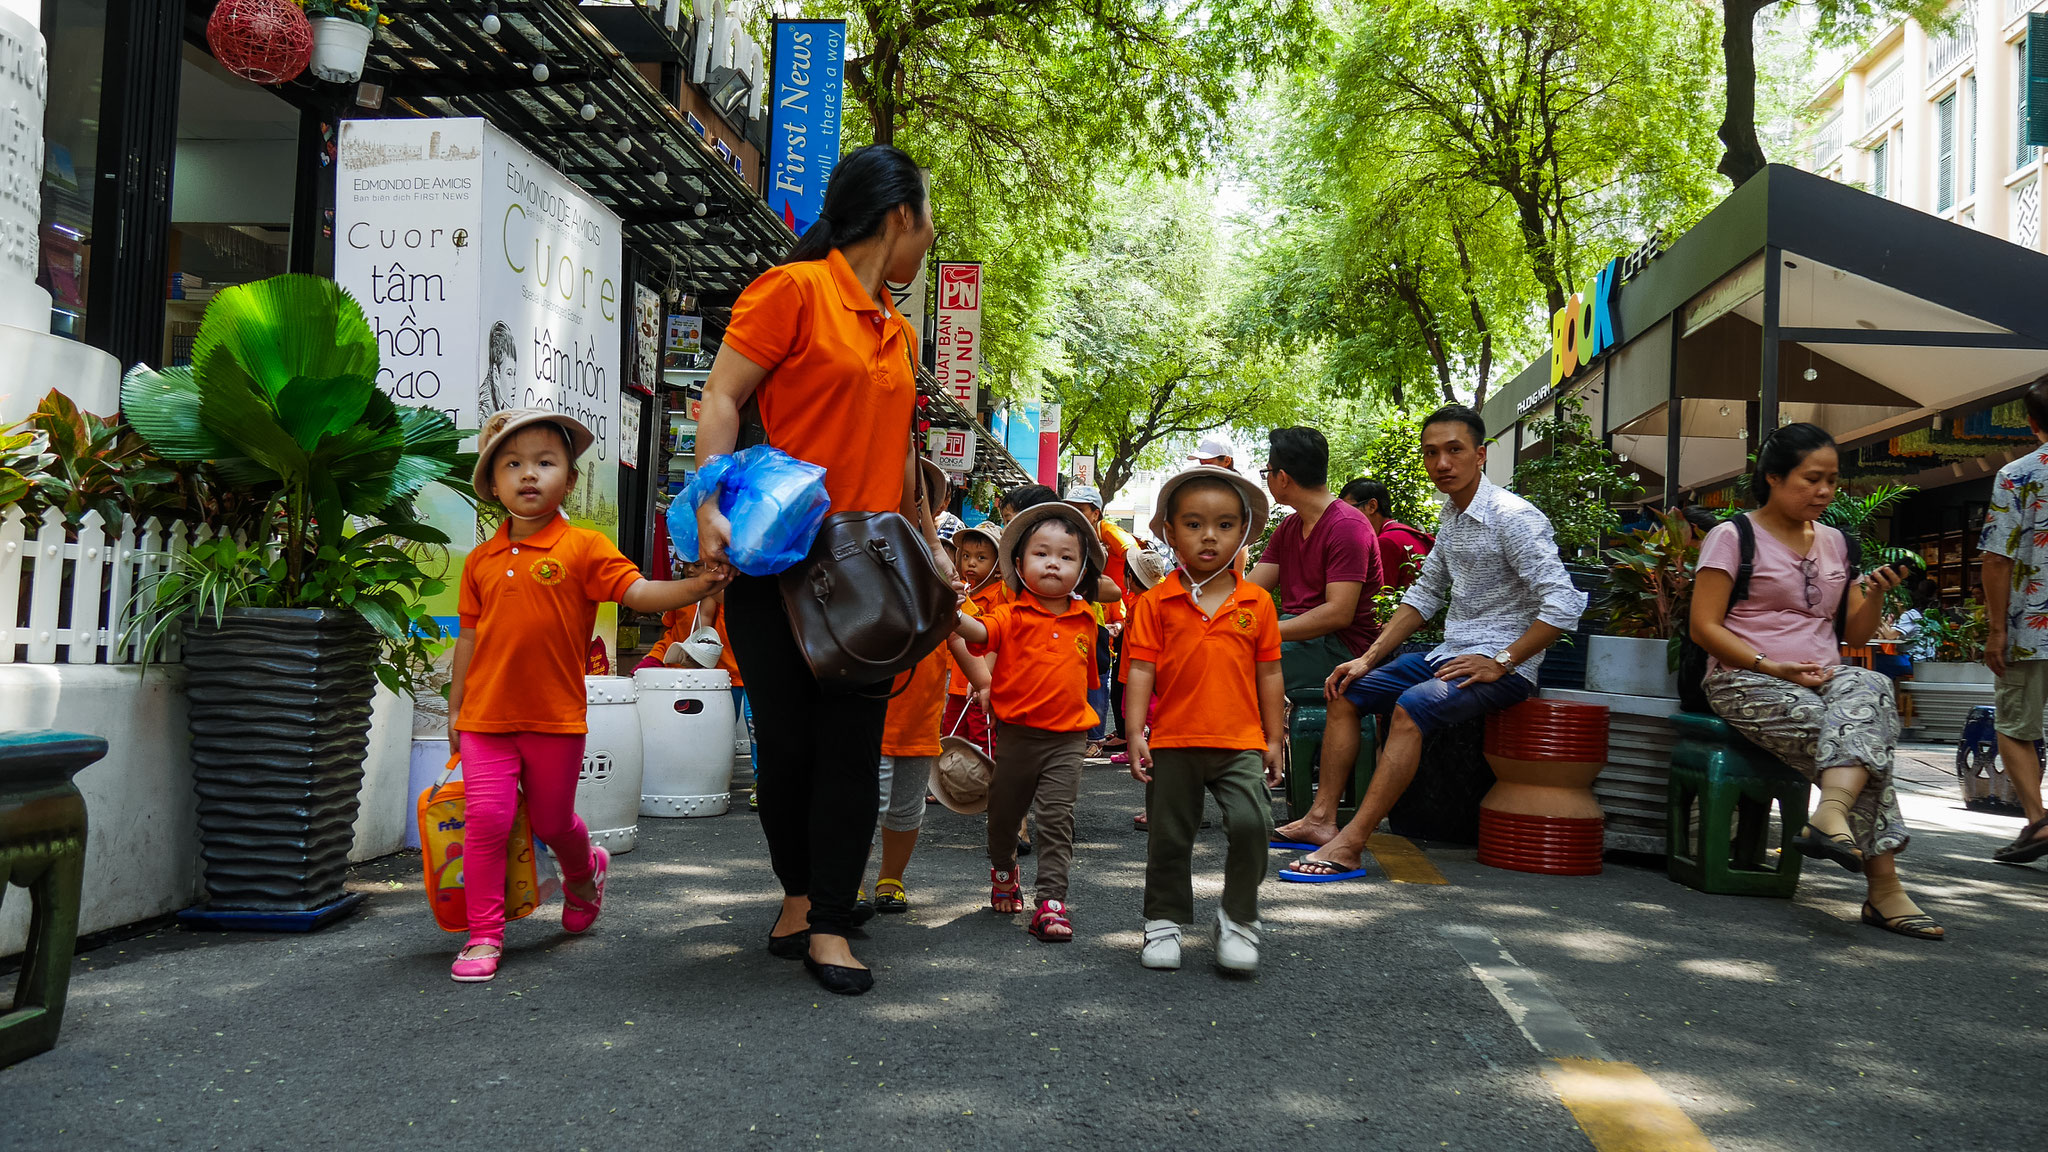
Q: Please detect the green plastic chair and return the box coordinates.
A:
[1,730,104,1067]
[1284,690,1376,825]
[1666,712,1808,898]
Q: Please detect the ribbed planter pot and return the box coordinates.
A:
[180,607,379,917]
[1902,661,1996,744]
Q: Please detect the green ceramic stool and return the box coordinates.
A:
[1666,712,1808,897]
[1284,691,1376,825]
[0,730,104,1068]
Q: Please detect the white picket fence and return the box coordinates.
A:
[0,505,221,665]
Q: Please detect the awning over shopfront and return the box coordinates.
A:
[1484,165,2048,503]
[361,0,1029,490]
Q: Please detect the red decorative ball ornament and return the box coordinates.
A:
[207,0,315,86]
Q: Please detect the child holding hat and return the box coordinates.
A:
[447,409,730,983]
[1124,466,1285,974]
[952,502,1107,943]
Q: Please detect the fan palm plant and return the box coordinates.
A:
[121,274,472,692]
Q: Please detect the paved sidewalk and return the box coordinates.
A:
[4,756,2044,1151]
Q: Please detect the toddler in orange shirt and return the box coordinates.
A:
[952,503,1106,943]
[1124,467,1285,974]
[447,410,728,983]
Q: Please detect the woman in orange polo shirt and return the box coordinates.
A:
[691,145,946,998]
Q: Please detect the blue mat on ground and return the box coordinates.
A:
[176,892,366,933]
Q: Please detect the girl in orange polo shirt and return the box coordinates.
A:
[954,503,1107,944]
[447,410,729,984]
[868,645,949,913]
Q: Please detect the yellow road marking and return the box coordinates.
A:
[1366,833,1447,884]
[1542,1058,1718,1152]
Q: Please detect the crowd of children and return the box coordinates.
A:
[446,407,1291,983]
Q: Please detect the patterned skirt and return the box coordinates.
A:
[1702,665,1910,857]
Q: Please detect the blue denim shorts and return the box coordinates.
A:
[1341,652,1535,734]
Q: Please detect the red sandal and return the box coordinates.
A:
[1028,899,1073,943]
[990,868,1024,914]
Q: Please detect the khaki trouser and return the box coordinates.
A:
[987,723,1087,904]
[1143,748,1271,925]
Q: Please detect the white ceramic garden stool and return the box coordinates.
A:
[729,697,755,796]
[634,667,735,817]
[577,676,644,854]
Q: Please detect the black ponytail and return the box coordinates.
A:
[1750,422,1836,505]
[782,144,927,265]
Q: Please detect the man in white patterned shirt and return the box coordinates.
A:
[1282,404,1587,881]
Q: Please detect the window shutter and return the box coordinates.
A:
[1875,139,1889,199]
[2030,16,2048,147]
[1938,92,1956,211]
[1968,73,1979,196]
[2023,41,2036,169]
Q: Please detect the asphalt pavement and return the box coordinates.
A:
[3,746,2044,1151]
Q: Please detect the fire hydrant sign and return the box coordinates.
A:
[335,117,626,715]
[934,261,982,412]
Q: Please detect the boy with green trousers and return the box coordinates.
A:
[1124,466,1286,973]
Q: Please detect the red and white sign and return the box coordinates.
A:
[928,426,977,474]
[934,261,982,412]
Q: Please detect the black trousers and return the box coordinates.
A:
[723,574,889,936]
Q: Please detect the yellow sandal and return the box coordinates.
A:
[874,878,910,914]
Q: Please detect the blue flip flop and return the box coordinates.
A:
[1278,859,1371,883]
[1269,839,1323,852]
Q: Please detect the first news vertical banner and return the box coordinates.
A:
[766,19,845,236]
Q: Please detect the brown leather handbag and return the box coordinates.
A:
[779,510,956,688]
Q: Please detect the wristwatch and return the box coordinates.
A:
[1492,649,1518,672]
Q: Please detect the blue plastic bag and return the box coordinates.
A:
[667,445,831,576]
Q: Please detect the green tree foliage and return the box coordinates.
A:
[1237,0,1723,409]
[1048,177,1301,499]
[802,0,1319,396]
[1318,399,1443,536]
[1718,0,1954,186]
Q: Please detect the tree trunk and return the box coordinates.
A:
[1716,0,1776,187]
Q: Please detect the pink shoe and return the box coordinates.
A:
[1109,752,1131,765]
[451,937,503,983]
[563,846,610,934]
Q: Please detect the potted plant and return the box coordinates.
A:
[297,0,390,84]
[1901,599,1992,743]
[1587,509,1698,699]
[1511,396,1639,688]
[122,274,468,926]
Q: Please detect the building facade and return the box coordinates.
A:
[1802,0,2048,248]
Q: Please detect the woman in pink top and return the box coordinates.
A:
[1690,424,1941,941]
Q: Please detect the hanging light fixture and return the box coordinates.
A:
[481,3,501,35]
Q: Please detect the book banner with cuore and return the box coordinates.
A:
[334,118,624,734]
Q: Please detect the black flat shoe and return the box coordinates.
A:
[851,899,877,928]
[767,923,811,960]
[1017,838,1032,856]
[803,954,875,995]
[1793,825,1864,874]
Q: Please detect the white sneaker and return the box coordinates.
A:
[1215,909,1261,973]
[1141,919,1182,969]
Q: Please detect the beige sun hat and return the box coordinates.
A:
[1147,465,1271,543]
[930,736,996,814]
[472,408,596,502]
[1126,546,1173,590]
[997,502,1105,595]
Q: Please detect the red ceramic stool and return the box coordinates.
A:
[1479,699,1609,875]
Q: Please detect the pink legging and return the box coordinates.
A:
[459,731,596,941]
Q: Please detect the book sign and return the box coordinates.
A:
[933,261,982,411]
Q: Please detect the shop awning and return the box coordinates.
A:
[367,0,790,299]
[1487,165,2048,500]
[361,0,1029,491]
